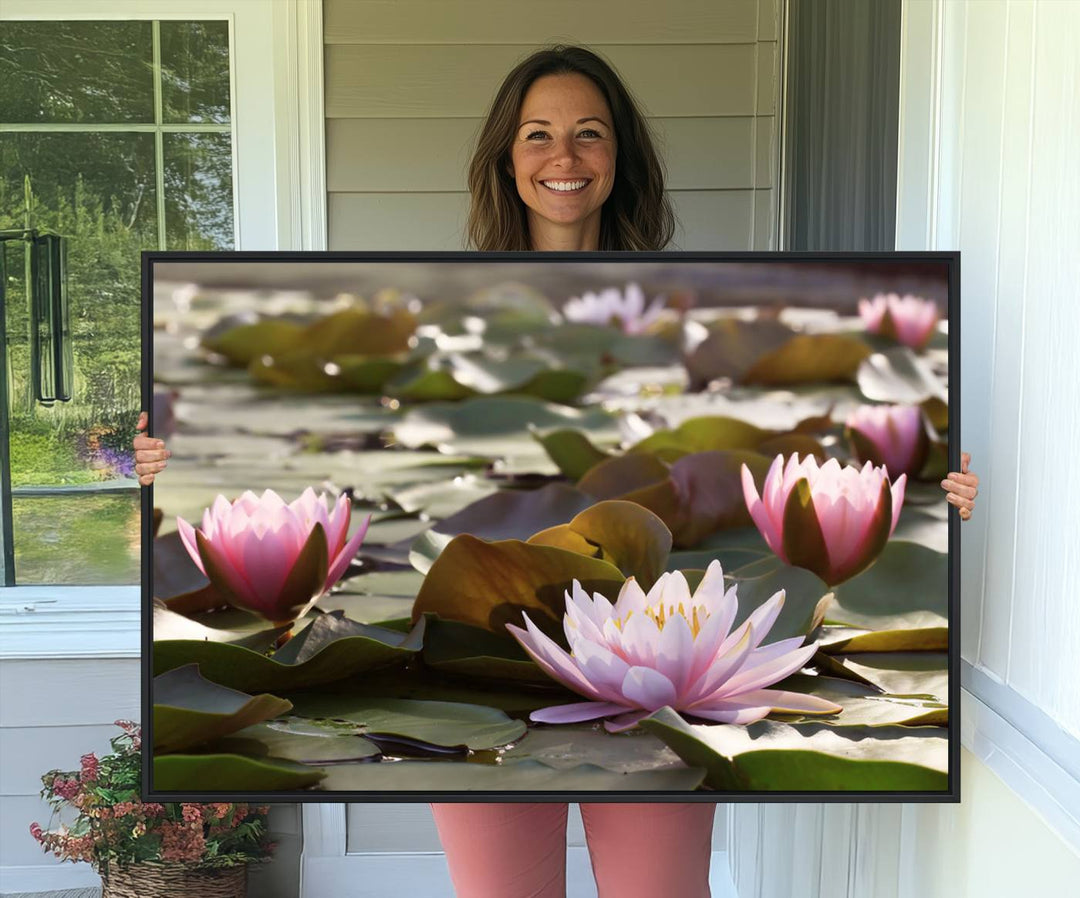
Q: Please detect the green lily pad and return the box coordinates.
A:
[822,652,949,701]
[621,451,773,548]
[201,318,307,367]
[684,318,796,389]
[666,526,773,575]
[154,612,426,692]
[742,334,872,385]
[287,695,526,750]
[152,602,289,651]
[772,674,947,727]
[533,428,613,480]
[153,753,325,792]
[527,500,672,589]
[630,415,769,456]
[408,483,596,573]
[420,614,548,683]
[153,664,293,754]
[391,396,618,459]
[827,541,948,632]
[857,348,948,404]
[727,555,832,642]
[817,626,948,653]
[639,707,948,791]
[222,719,381,763]
[501,722,690,773]
[411,535,625,639]
[578,452,670,499]
[313,758,706,792]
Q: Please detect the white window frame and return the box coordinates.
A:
[0,0,326,659]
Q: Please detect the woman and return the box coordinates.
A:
[135,46,979,897]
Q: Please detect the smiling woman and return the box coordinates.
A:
[466,45,675,253]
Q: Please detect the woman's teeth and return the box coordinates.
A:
[542,180,589,192]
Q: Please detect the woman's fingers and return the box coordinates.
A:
[940,476,978,500]
[135,448,170,463]
[136,410,148,432]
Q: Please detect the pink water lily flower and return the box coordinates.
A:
[741,454,906,586]
[858,292,940,349]
[562,282,665,335]
[506,561,840,733]
[177,488,370,623]
[845,404,930,478]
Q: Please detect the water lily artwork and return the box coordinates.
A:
[148,255,956,800]
[507,563,842,732]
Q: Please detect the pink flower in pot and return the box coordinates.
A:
[506,561,841,733]
[858,292,940,350]
[845,404,930,478]
[741,454,906,586]
[177,488,370,624]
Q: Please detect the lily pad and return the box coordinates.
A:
[639,707,948,791]
[742,334,872,385]
[726,555,832,642]
[286,695,526,751]
[771,674,947,727]
[408,483,596,573]
[527,500,672,589]
[153,753,325,792]
[153,664,293,753]
[857,348,948,404]
[313,757,707,792]
[201,318,307,367]
[822,652,949,701]
[684,318,796,389]
[411,535,625,639]
[420,614,548,683]
[577,452,670,500]
[533,428,613,480]
[152,602,289,651]
[827,541,948,633]
[391,396,618,459]
[621,451,773,548]
[154,611,426,692]
[222,720,381,763]
[501,722,690,773]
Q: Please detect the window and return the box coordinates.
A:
[1,19,234,585]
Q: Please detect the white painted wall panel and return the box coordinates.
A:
[1003,1,1080,731]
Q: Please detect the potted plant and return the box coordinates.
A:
[30,720,274,897]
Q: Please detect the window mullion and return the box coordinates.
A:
[152,19,167,252]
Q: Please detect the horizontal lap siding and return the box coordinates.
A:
[324,0,781,251]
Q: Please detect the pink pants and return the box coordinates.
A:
[430,802,716,898]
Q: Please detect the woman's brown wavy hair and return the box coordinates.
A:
[466,45,676,252]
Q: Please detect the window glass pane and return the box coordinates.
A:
[164,133,235,250]
[160,20,232,124]
[12,493,140,585]
[0,22,154,124]
[2,132,150,585]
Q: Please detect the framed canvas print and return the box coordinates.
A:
[144,251,959,803]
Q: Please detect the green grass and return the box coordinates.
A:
[12,492,141,585]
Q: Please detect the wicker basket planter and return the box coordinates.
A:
[100,862,247,898]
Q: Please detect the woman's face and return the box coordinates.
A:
[509,73,617,240]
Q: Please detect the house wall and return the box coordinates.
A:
[727,0,1080,894]
[323,0,782,251]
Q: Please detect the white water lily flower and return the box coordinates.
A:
[562,282,665,334]
[506,560,841,732]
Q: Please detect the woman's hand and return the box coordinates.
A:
[133,410,171,487]
[941,451,979,521]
